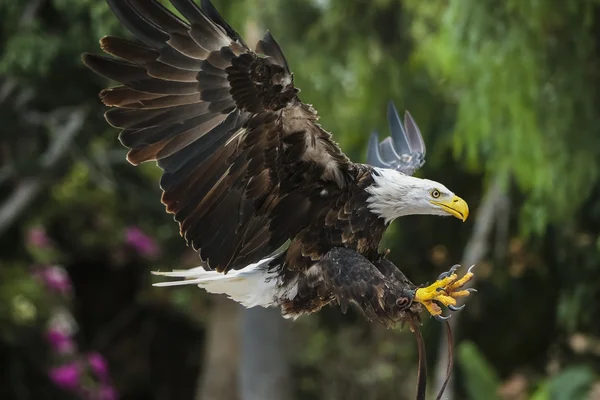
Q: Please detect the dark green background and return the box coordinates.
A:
[1,0,600,399]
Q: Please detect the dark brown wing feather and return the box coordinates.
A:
[83,0,353,272]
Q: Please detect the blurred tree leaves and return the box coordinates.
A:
[547,365,596,400]
[457,341,501,400]
[407,0,600,234]
[459,341,598,400]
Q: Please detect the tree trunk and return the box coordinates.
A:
[196,296,241,400]
[238,307,292,400]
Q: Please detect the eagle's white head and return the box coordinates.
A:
[366,168,469,224]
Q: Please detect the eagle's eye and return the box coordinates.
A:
[430,189,441,199]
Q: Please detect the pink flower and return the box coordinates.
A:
[27,226,51,248]
[34,265,72,295]
[46,328,74,354]
[124,227,160,259]
[87,352,109,381]
[49,362,80,391]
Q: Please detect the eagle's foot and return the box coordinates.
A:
[414,264,476,321]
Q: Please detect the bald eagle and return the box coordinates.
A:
[82,0,475,328]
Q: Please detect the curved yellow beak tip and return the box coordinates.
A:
[459,198,469,222]
[431,195,469,222]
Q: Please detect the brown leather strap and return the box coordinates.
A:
[409,318,427,400]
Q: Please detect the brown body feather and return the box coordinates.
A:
[83,0,419,323]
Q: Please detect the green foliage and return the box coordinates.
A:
[0,264,47,338]
[516,365,597,400]
[0,29,62,77]
[0,1,122,83]
[407,0,600,234]
[258,0,437,163]
[547,365,596,400]
[457,341,501,400]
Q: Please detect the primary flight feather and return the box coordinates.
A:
[83,0,475,327]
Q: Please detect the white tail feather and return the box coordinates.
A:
[151,257,285,308]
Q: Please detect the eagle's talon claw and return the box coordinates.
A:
[434,314,451,322]
[437,264,459,281]
[414,264,477,321]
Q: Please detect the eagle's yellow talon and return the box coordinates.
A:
[414,289,457,307]
[449,289,471,298]
[446,272,474,292]
[430,275,457,290]
[422,301,442,316]
[413,264,476,320]
[435,295,457,307]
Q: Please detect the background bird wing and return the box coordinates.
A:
[82,0,352,272]
[367,101,426,176]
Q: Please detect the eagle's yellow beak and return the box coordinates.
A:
[431,195,469,222]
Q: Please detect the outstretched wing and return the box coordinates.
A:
[82,0,353,272]
[367,101,426,176]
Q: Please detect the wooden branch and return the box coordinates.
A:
[432,174,508,399]
[0,108,86,235]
